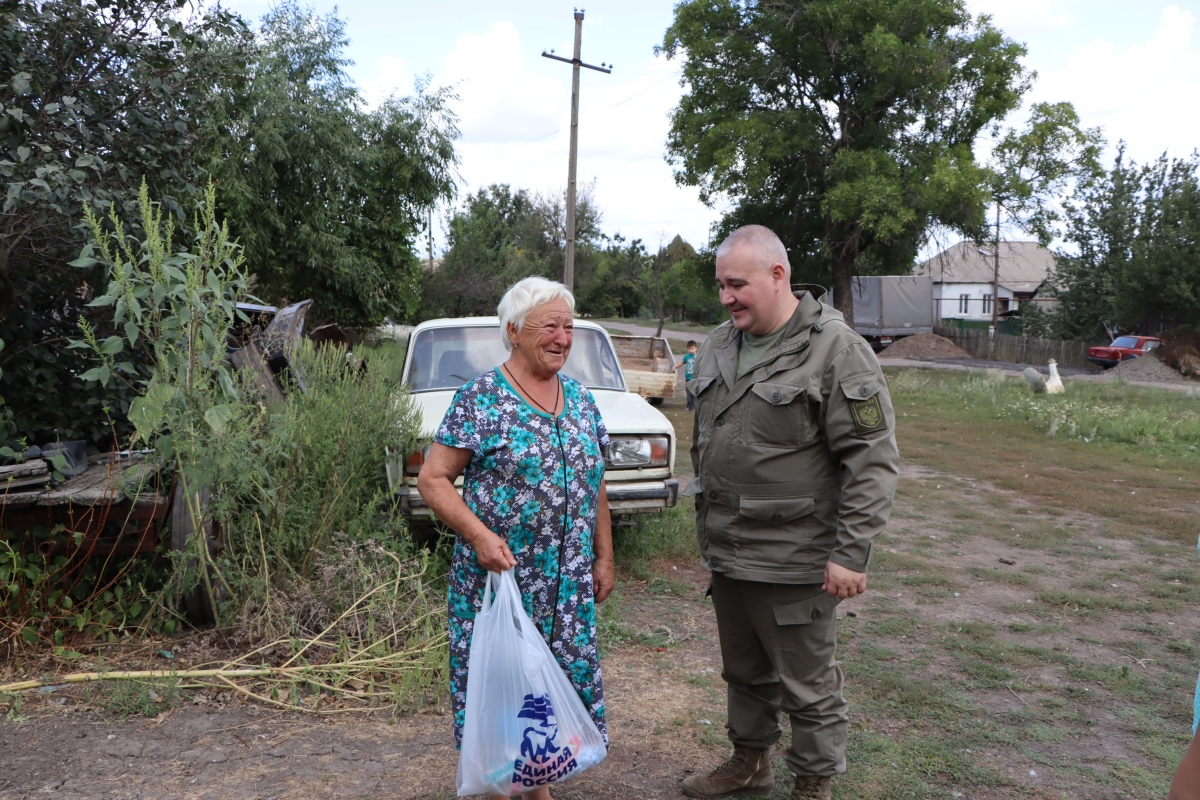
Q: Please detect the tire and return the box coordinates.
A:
[647,396,664,406]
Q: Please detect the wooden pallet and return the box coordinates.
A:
[1,458,170,558]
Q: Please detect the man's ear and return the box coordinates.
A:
[771,262,788,286]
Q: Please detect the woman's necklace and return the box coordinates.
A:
[502,364,562,416]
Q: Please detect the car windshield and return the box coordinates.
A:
[406,325,626,392]
[1112,336,1140,348]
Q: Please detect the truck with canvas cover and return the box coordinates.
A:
[850,275,934,350]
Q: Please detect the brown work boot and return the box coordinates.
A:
[791,774,832,800]
[681,745,774,797]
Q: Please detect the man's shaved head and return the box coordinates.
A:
[714,224,799,334]
[715,225,791,281]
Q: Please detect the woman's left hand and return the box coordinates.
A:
[593,558,615,603]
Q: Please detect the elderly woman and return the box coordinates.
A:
[417,276,614,800]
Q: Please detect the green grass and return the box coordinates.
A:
[613,500,697,579]
[886,368,1200,453]
[887,369,1200,546]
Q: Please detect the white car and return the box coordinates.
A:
[391,317,679,524]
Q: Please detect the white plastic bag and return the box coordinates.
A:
[457,569,607,797]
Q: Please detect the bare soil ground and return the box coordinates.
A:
[2,371,1196,799]
[5,455,1195,799]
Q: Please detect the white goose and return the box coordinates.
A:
[1045,359,1065,394]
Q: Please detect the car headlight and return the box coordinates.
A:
[605,436,669,469]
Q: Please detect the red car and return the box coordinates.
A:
[1087,336,1161,369]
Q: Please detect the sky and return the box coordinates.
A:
[224,0,1200,253]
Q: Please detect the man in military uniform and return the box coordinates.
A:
[681,225,899,800]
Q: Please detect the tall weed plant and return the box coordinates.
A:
[6,183,439,679]
[205,341,427,642]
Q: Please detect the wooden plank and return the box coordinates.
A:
[0,489,44,507]
[1,474,54,491]
[0,459,48,479]
[2,459,165,509]
[230,340,286,406]
[625,370,677,398]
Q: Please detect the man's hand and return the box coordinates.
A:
[474,531,517,573]
[593,557,615,603]
[823,561,867,600]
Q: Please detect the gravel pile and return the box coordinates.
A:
[879,332,972,360]
[1097,354,1192,384]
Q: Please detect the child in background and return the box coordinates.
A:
[677,340,698,410]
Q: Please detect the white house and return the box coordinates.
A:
[918,241,1055,326]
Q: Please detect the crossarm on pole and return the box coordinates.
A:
[541,52,612,74]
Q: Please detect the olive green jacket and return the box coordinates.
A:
[686,287,899,583]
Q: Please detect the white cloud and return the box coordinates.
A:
[428,22,720,250]
[967,0,1073,38]
[360,55,409,108]
[1029,5,1200,162]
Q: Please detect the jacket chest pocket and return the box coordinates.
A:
[688,375,720,434]
[747,381,818,448]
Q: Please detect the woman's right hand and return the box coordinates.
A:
[473,531,518,573]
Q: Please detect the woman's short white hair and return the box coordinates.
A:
[497,276,576,351]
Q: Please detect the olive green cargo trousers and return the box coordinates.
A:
[710,572,848,778]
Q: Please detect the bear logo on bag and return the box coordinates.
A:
[511,693,579,788]
[519,694,561,761]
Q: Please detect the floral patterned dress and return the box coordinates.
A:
[435,368,610,747]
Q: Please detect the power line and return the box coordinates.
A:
[524,71,681,143]
[609,72,680,108]
[527,127,561,143]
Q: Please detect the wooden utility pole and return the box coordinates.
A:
[991,203,1001,336]
[542,10,611,292]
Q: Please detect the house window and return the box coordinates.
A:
[959,294,970,314]
[982,293,993,314]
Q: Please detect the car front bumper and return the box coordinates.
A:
[396,478,679,520]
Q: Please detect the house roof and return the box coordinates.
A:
[919,241,1055,288]
[999,280,1044,294]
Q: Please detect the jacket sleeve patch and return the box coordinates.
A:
[849,395,887,435]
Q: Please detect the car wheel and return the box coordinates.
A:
[647,397,664,406]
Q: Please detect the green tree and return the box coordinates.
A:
[660,0,1029,326]
[421,183,602,319]
[580,235,650,319]
[980,101,1103,331]
[205,2,458,327]
[663,247,726,325]
[986,102,1104,247]
[0,0,246,448]
[1051,147,1200,338]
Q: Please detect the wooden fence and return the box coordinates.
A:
[933,326,1098,370]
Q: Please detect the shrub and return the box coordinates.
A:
[2,185,436,674]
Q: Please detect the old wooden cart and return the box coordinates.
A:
[608,334,678,405]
